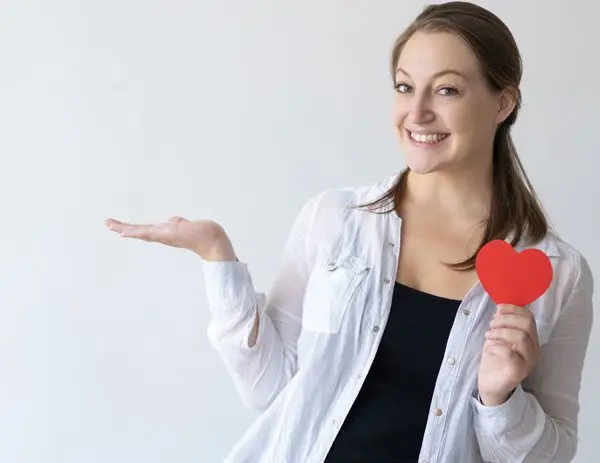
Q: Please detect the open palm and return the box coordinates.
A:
[105,216,232,259]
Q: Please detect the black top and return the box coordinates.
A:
[324,281,461,462]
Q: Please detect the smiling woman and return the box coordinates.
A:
[359,2,547,274]
[106,2,594,462]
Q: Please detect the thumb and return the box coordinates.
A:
[168,216,189,224]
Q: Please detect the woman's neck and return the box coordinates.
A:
[404,163,493,223]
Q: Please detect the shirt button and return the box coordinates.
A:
[383,277,391,284]
[447,357,456,365]
[462,308,471,315]
[355,373,362,380]
[434,408,443,416]
[388,241,395,247]
[331,419,337,426]
[372,325,380,333]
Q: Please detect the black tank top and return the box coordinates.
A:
[324,281,461,462]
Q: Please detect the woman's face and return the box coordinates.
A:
[393,30,515,175]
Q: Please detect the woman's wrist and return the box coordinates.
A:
[195,237,237,262]
[479,388,515,407]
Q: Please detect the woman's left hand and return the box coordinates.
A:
[477,304,541,406]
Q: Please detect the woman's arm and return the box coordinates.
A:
[472,251,594,462]
[201,192,323,411]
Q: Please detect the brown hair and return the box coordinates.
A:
[356,1,549,270]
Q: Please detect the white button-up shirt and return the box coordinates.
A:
[201,174,594,462]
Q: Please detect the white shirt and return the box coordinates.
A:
[201,174,594,463]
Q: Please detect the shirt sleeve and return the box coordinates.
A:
[471,250,594,462]
[200,191,323,411]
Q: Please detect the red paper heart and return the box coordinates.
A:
[475,239,553,306]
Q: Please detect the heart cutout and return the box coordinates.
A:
[475,239,553,306]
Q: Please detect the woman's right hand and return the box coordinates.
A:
[104,216,237,261]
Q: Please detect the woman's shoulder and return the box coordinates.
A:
[305,173,400,212]
[295,175,398,252]
[526,232,594,311]
[551,234,594,295]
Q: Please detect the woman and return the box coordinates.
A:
[106,2,594,462]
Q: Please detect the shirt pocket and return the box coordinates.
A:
[302,254,371,334]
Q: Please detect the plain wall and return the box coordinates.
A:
[1,1,598,461]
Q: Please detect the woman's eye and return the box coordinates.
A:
[395,83,412,93]
[437,87,459,96]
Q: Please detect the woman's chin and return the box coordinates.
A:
[406,165,436,175]
[400,143,455,175]
[403,153,445,175]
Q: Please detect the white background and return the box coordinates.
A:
[1,1,598,461]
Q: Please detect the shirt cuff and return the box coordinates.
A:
[201,259,257,311]
[471,384,526,436]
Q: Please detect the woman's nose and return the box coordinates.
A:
[408,94,434,124]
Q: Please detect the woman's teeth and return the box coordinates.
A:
[409,131,450,144]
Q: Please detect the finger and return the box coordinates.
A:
[486,327,537,363]
[119,224,155,239]
[496,304,532,317]
[490,313,535,331]
[482,340,517,359]
[105,218,128,231]
[487,327,531,346]
[491,312,538,344]
[122,222,176,241]
[105,218,167,240]
[105,219,150,233]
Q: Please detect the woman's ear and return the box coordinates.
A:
[496,87,518,124]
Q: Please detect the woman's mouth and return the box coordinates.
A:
[405,128,450,145]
